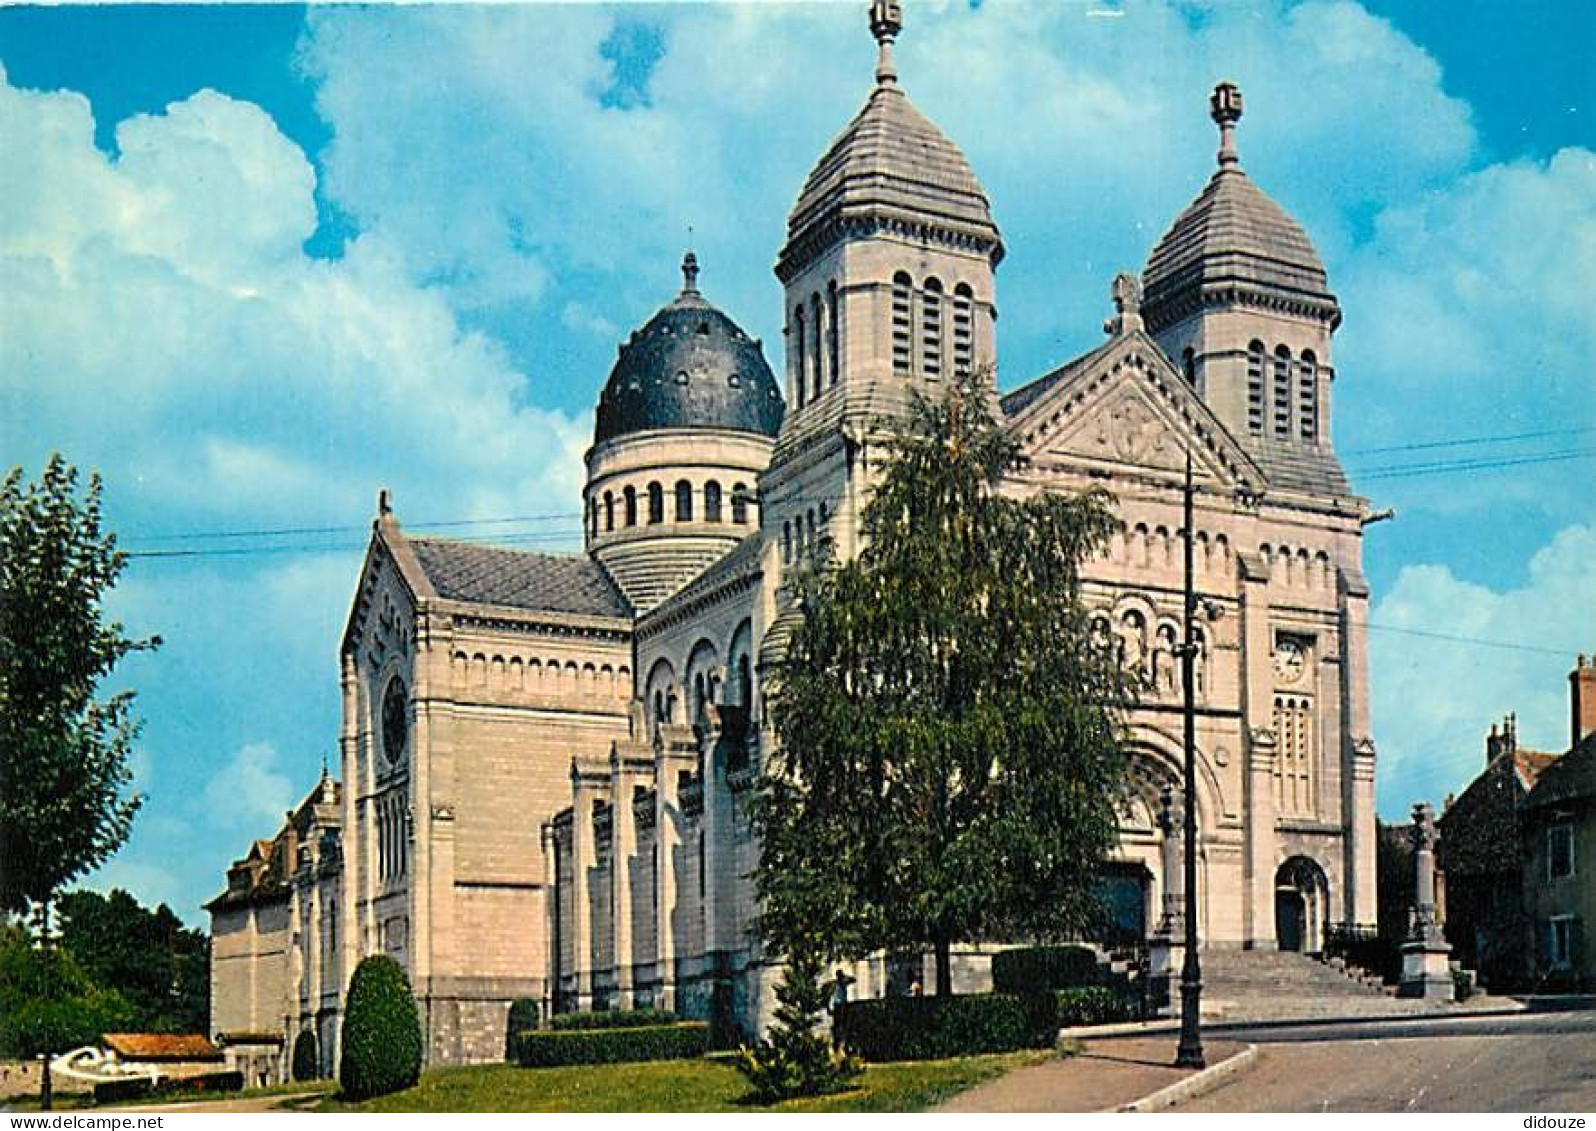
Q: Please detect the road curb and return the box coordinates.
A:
[1060,1001,1529,1042]
[1114,1043,1258,1113]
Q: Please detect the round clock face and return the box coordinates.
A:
[1274,639,1306,683]
[381,679,409,767]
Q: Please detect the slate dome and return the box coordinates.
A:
[593,254,784,447]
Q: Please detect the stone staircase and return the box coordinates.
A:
[1196,948,1434,1022]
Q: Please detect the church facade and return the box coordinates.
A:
[209,2,1379,1074]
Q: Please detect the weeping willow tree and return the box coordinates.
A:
[753,366,1133,996]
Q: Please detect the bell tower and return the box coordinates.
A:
[764,1,1004,563]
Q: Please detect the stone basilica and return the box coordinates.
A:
[209,3,1380,1077]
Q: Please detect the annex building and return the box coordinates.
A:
[209,2,1381,1075]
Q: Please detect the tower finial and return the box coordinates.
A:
[681,250,700,294]
[869,1,902,86]
[1210,81,1243,169]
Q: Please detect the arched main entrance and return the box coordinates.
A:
[1275,856,1330,954]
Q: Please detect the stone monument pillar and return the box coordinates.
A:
[1399,802,1454,1000]
[1147,786,1185,1014]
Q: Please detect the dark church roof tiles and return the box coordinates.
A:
[410,538,632,620]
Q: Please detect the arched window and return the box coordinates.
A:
[704,481,723,523]
[952,284,974,375]
[1246,341,1265,434]
[737,655,752,711]
[810,292,824,401]
[587,499,597,541]
[731,483,750,525]
[782,520,793,564]
[891,272,913,376]
[793,305,807,409]
[1183,347,1196,386]
[623,485,638,527]
[675,479,693,523]
[921,277,944,379]
[647,481,664,524]
[806,508,816,547]
[604,490,615,532]
[1273,345,1292,439]
[693,672,708,722]
[1298,350,1318,443]
[827,281,841,385]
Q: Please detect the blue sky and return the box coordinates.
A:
[2,1,1593,928]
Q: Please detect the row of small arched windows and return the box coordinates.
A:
[891,272,975,380]
[792,281,841,409]
[781,502,830,565]
[1246,341,1319,443]
[590,479,752,538]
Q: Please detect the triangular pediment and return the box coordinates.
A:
[1003,332,1263,490]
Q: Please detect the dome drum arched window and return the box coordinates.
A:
[1272,345,1292,439]
[675,480,693,523]
[1246,341,1265,435]
[624,485,638,527]
[647,482,665,525]
[731,483,750,524]
[793,305,807,409]
[891,272,913,376]
[921,277,944,379]
[827,281,841,386]
[1298,351,1319,443]
[704,481,723,523]
[952,284,974,375]
[604,491,615,532]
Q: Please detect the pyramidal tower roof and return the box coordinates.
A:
[1142,82,1340,332]
[777,2,1002,282]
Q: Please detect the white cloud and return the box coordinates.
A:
[1371,521,1596,815]
[203,741,299,834]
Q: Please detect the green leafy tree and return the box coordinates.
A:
[339,955,423,1101]
[56,889,210,1034]
[0,455,158,918]
[754,368,1131,995]
[0,925,134,1058]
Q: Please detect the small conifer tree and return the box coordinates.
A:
[734,950,861,1103]
[338,955,423,1100]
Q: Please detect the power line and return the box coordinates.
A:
[126,510,582,545]
[1349,448,1596,480]
[1341,425,1596,457]
[1359,622,1584,658]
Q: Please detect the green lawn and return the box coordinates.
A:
[324,1050,1050,1113]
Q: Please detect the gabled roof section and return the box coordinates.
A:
[1002,331,1264,491]
[1526,733,1594,810]
[410,538,632,620]
[641,532,763,629]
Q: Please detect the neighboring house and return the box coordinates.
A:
[1437,717,1559,990]
[1438,655,1596,992]
[211,5,1387,1069]
[1521,658,1596,989]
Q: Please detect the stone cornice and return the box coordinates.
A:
[776,208,1002,284]
[1144,278,1342,335]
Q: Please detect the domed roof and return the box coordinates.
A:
[778,3,1002,280]
[1142,83,1339,330]
[593,254,784,447]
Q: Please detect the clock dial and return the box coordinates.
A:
[1274,639,1306,683]
[381,679,409,767]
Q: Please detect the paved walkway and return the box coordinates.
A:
[935,1037,1248,1112]
[102,1090,325,1114]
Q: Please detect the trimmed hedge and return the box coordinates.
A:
[834,987,1132,1062]
[92,1070,243,1105]
[991,945,1102,994]
[505,997,541,1061]
[339,955,424,1101]
[547,1008,677,1032]
[833,993,1056,1062]
[515,1021,709,1068]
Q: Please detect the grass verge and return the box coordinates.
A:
[323,1049,1052,1113]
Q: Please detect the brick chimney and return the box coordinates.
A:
[1485,715,1517,765]
[1572,653,1596,747]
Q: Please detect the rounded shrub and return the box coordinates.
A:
[291,1028,320,1081]
[338,955,423,1100]
[991,945,1102,994]
[505,997,541,1061]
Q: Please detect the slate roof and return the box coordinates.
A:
[409,539,632,620]
[594,258,783,446]
[643,533,764,625]
[1142,165,1338,328]
[1526,734,1595,810]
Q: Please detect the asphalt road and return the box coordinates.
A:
[1171,1010,1596,1112]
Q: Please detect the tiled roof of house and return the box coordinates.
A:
[103,1034,223,1062]
[1526,734,1595,810]
[409,539,632,620]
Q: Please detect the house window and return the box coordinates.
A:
[1548,823,1576,880]
[1547,915,1580,969]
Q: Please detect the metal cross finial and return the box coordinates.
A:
[1210,81,1243,168]
[870,1,902,85]
[681,250,700,294]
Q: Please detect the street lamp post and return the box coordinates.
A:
[1175,452,1206,1069]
